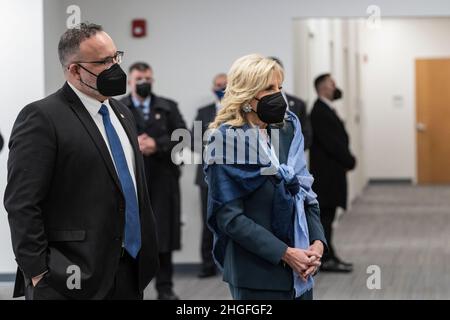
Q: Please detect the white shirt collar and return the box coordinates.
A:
[131,94,151,109]
[319,96,335,110]
[67,81,111,116]
[215,100,222,111]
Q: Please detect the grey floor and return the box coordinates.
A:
[1,184,449,300]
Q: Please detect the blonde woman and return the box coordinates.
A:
[204,54,327,300]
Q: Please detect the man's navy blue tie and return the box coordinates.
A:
[139,104,150,121]
[99,104,141,258]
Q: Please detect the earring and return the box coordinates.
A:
[242,104,252,113]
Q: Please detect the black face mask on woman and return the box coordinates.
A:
[254,92,287,124]
[78,63,127,97]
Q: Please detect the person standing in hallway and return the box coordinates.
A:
[121,62,187,300]
[191,73,227,278]
[205,54,327,300]
[4,23,159,300]
[310,73,356,273]
[269,57,313,150]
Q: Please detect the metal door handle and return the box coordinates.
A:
[416,122,427,132]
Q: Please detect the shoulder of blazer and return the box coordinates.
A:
[198,103,215,113]
[311,99,333,118]
[20,83,74,120]
[151,94,176,112]
[286,93,306,108]
[197,103,216,118]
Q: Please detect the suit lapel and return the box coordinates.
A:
[62,83,122,192]
[109,99,141,160]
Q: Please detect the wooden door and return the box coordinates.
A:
[416,58,450,184]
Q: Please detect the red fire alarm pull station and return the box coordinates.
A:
[132,19,147,38]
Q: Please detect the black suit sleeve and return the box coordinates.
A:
[154,102,187,154]
[305,202,328,251]
[190,110,202,153]
[296,100,313,150]
[4,104,56,278]
[312,112,356,170]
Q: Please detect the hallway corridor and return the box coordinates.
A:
[1,184,449,300]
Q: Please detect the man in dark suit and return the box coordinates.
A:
[121,62,187,300]
[270,57,313,149]
[191,73,227,278]
[310,74,356,273]
[4,23,159,300]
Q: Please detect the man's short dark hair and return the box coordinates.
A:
[314,73,331,92]
[129,62,152,73]
[58,22,103,67]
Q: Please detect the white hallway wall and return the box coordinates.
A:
[1,0,442,269]
[359,18,450,181]
[0,0,45,273]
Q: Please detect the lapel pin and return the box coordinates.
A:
[120,113,125,118]
[155,113,161,120]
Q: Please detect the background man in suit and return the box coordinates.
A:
[270,57,313,149]
[191,73,227,278]
[310,74,356,273]
[121,62,187,300]
[4,23,159,299]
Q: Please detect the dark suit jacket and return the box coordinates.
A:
[191,103,216,188]
[286,93,313,150]
[120,94,187,252]
[216,122,327,291]
[4,83,159,299]
[309,98,356,210]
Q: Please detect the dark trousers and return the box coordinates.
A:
[320,206,337,261]
[200,187,215,270]
[155,251,173,294]
[229,284,313,300]
[105,251,143,300]
[25,251,143,300]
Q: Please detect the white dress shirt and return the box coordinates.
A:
[67,82,137,193]
[215,100,222,112]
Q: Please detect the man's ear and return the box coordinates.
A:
[67,64,80,78]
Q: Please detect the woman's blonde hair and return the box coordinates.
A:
[209,54,284,129]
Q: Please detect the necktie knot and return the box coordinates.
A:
[99,104,109,117]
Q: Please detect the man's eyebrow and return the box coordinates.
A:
[97,52,117,61]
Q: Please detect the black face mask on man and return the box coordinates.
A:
[333,88,343,101]
[250,92,287,124]
[136,82,152,98]
[78,63,127,97]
